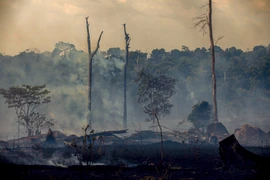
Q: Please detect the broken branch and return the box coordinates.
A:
[90,31,103,59]
[215,35,225,45]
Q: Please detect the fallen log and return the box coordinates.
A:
[219,134,270,169]
[91,129,128,137]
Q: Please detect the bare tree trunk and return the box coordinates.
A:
[86,17,91,57]
[208,0,218,123]
[85,17,103,129]
[25,118,31,137]
[17,118,20,139]
[27,122,31,137]
[151,89,155,131]
[28,129,31,137]
[123,23,130,129]
[85,17,92,129]
[154,113,164,162]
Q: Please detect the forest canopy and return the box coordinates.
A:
[0,42,270,133]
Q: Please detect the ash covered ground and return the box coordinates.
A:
[1,128,270,180]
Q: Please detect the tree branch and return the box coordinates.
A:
[214,35,224,45]
[30,104,39,114]
[193,13,209,35]
[123,23,131,48]
[199,2,209,9]
[90,31,103,60]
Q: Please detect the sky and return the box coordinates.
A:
[0,0,269,55]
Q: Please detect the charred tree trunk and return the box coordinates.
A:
[85,16,103,129]
[123,23,130,129]
[208,0,218,123]
[27,129,31,137]
[85,17,92,129]
[219,135,270,169]
[86,17,91,57]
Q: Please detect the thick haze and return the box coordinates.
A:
[0,0,270,140]
[0,0,270,55]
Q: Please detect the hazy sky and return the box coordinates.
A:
[0,0,269,55]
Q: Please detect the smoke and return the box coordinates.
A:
[1,40,270,142]
[47,151,80,167]
[1,147,81,166]
[0,0,269,56]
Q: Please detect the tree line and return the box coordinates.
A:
[0,42,269,131]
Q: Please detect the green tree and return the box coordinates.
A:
[187,101,212,132]
[136,70,177,161]
[0,84,55,137]
[128,50,147,73]
[106,47,124,59]
[253,45,267,57]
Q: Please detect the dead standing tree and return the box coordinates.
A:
[123,23,131,129]
[85,16,103,129]
[193,1,229,137]
[193,0,222,123]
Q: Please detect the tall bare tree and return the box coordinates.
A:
[85,16,103,129]
[123,23,131,129]
[193,0,222,123]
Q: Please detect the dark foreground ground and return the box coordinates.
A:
[1,163,269,180]
[1,142,270,180]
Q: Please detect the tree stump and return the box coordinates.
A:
[207,122,229,138]
[219,134,270,169]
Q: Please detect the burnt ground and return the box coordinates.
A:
[1,141,270,180]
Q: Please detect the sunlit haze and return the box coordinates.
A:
[0,0,269,55]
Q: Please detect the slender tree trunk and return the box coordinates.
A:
[28,129,31,137]
[18,118,20,139]
[154,113,164,162]
[123,24,130,129]
[85,17,103,129]
[208,0,218,122]
[124,58,127,129]
[151,89,155,131]
[86,17,91,56]
[25,117,31,137]
[86,17,92,129]
[27,122,31,137]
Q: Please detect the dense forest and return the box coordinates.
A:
[0,42,270,135]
